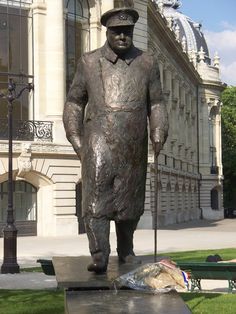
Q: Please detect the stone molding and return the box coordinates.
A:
[0,141,75,155]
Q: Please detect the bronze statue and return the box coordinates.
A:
[63,7,168,273]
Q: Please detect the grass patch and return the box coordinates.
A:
[157,248,236,263]
[181,292,236,314]
[0,290,64,314]
[20,267,42,273]
[1,290,236,314]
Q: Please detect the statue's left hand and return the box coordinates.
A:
[68,136,82,160]
[153,142,163,157]
[74,146,82,160]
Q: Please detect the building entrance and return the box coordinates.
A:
[0,180,37,236]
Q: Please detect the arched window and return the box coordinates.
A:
[174,183,179,211]
[0,181,37,223]
[211,187,219,210]
[65,0,90,91]
[181,184,186,212]
[209,106,219,174]
[188,184,192,211]
[166,182,171,211]
[157,181,162,213]
[193,185,197,211]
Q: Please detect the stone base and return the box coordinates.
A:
[53,256,156,289]
[65,290,191,314]
[53,256,191,314]
[202,207,224,220]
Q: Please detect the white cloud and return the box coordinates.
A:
[204,27,236,86]
[220,21,236,31]
[220,61,236,86]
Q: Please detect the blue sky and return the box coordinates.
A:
[177,0,236,85]
[180,0,236,32]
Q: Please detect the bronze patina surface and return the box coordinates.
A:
[63,7,168,273]
[54,256,191,314]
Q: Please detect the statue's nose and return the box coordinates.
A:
[120,33,125,39]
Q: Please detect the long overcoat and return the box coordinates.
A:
[63,42,168,221]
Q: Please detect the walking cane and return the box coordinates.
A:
[154,153,158,263]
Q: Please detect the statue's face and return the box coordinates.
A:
[106,25,134,56]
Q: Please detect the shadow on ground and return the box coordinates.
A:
[159,219,225,230]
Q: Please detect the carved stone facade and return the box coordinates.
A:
[138,1,225,227]
[0,0,224,236]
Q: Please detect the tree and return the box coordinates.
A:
[221,86,236,208]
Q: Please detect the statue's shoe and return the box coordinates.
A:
[87,262,107,273]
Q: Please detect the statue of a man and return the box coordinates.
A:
[63,7,168,273]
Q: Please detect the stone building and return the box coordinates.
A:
[0,0,225,236]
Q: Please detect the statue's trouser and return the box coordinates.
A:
[84,216,111,267]
[84,215,139,266]
[115,219,139,261]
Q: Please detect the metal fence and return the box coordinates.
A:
[0,119,53,142]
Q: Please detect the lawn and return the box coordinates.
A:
[181,292,236,314]
[0,289,64,314]
[157,248,236,263]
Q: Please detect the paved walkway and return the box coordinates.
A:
[0,218,236,291]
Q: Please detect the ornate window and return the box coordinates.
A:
[64,0,90,91]
[0,0,34,121]
[0,180,37,223]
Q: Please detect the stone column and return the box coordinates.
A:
[45,0,66,143]
[199,98,211,172]
[89,3,102,50]
[31,1,47,120]
[215,108,222,176]
[101,0,114,44]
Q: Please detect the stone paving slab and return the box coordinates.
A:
[0,272,57,290]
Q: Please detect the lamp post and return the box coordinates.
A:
[0,78,33,274]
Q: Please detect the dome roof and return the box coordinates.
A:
[156,0,210,64]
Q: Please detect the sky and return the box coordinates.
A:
[177,0,236,86]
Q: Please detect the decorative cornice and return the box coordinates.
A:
[31,1,47,14]
[148,1,201,85]
[199,80,226,91]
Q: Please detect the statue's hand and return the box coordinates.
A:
[153,142,163,158]
[68,136,82,161]
[74,146,82,160]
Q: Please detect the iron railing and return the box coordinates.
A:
[0,119,53,142]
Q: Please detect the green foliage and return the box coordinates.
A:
[221,86,236,107]
[20,267,42,273]
[0,290,64,314]
[221,86,236,207]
